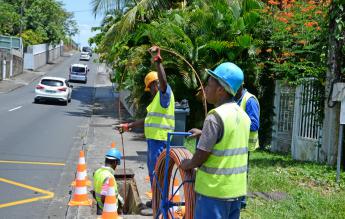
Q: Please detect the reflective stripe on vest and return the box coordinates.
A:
[195,103,251,199]
[239,91,260,151]
[144,90,175,141]
[93,167,116,209]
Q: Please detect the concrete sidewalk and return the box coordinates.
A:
[64,65,152,218]
[0,52,75,93]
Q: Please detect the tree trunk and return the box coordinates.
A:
[322,2,343,165]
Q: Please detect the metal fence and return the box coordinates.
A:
[0,35,23,51]
[272,79,323,161]
[297,80,322,140]
[271,81,295,153]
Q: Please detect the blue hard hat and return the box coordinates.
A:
[206,62,244,95]
[105,148,122,165]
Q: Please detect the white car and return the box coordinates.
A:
[69,64,88,83]
[34,77,72,105]
[79,52,90,61]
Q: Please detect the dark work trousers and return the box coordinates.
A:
[240,152,250,208]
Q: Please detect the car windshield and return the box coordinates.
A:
[71,66,86,73]
[41,79,64,87]
[82,47,91,52]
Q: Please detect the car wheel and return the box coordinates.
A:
[63,100,68,106]
[68,98,71,103]
[34,98,39,104]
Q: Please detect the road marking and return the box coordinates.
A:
[0,177,54,208]
[0,160,65,166]
[8,106,22,112]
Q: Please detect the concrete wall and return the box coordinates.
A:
[24,43,63,70]
[0,48,23,80]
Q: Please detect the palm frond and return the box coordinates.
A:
[103,0,169,43]
[91,0,119,17]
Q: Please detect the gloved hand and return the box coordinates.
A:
[148,46,162,63]
[115,123,130,133]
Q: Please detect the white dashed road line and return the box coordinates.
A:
[8,106,22,112]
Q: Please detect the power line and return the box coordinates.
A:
[69,9,93,13]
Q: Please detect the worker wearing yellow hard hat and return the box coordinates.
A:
[116,46,175,213]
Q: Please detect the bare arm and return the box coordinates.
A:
[156,62,167,93]
[180,149,211,170]
[149,46,167,93]
[128,119,145,129]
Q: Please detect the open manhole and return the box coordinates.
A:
[114,168,143,215]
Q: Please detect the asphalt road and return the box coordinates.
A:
[0,54,98,218]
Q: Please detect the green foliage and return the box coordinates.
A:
[21,29,48,47]
[91,0,264,129]
[0,1,20,35]
[0,0,78,46]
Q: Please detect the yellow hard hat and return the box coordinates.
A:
[144,71,158,91]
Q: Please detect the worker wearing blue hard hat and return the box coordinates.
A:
[180,62,250,219]
[93,148,124,215]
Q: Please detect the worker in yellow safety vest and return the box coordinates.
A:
[235,85,260,209]
[93,148,124,215]
[116,46,175,212]
[180,62,250,219]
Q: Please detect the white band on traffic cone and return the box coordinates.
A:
[75,186,87,194]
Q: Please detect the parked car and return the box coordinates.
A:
[69,63,88,83]
[34,77,72,105]
[79,51,90,61]
[82,46,92,57]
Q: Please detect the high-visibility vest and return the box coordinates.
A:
[240,91,260,151]
[144,90,175,141]
[93,167,117,210]
[195,103,250,199]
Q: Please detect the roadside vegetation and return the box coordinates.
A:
[90,0,344,148]
[184,138,345,218]
[0,0,78,46]
[245,151,345,219]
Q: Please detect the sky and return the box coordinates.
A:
[62,0,103,47]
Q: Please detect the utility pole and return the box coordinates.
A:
[19,0,26,36]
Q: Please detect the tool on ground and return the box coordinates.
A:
[68,150,92,206]
[152,132,195,219]
[100,177,120,219]
[71,150,91,186]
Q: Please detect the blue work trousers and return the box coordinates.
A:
[147,139,166,187]
[194,193,241,219]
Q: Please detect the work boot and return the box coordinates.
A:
[138,203,153,216]
[140,207,153,216]
[145,200,152,208]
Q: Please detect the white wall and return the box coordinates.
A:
[24,43,63,70]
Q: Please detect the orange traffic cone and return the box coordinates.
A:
[170,178,184,219]
[101,177,119,219]
[145,176,152,198]
[71,150,91,186]
[111,142,116,148]
[68,152,92,206]
[145,189,152,199]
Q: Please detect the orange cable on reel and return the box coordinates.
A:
[152,147,196,219]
